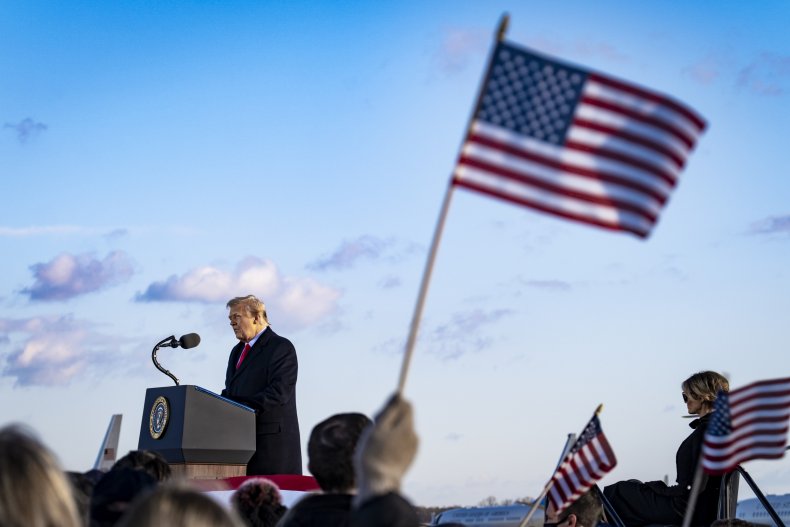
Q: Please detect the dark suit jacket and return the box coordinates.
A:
[221,326,302,475]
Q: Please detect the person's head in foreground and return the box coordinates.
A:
[117,484,244,527]
[544,489,604,527]
[309,412,372,493]
[231,478,287,527]
[0,425,82,527]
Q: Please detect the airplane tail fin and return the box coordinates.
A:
[93,414,123,471]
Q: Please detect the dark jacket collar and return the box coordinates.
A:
[689,412,713,430]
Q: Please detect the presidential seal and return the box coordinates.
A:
[149,396,170,440]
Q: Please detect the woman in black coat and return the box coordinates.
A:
[603,371,729,527]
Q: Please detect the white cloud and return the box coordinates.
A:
[22,251,135,301]
[0,316,117,387]
[136,257,341,330]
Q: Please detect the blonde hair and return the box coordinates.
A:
[117,484,244,527]
[227,295,269,325]
[682,371,730,411]
[0,425,81,527]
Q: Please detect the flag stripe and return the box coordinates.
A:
[583,81,704,143]
[587,72,707,131]
[457,154,661,221]
[472,120,679,191]
[578,96,695,150]
[466,132,670,204]
[453,172,652,238]
[571,117,686,169]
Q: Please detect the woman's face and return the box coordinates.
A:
[683,390,705,415]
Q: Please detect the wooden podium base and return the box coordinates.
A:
[169,463,247,479]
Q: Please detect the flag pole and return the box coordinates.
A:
[680,456,705,527]
[518,405,604,527]
[396,13,510,394]
[517,434,575,527]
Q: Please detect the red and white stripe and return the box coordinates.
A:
[548,433,616,514]
[702,377,790,475]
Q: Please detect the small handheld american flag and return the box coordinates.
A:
[702,377,790,475]
[548,414,617,514]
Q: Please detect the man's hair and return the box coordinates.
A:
[0,425,82,527]
[682,371,730,412]
[113,449,172,482]
[307,412,372,492]
[564,489,603,527]
[227,295,269,325]
[117,484,243,527]
[90,467,158,527]
[231,478,286,527]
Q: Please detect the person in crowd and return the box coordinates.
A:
[116,484,244,527]
[544,489,604,527]
[222,294,302,475]
[604,371,729,526]
[68,470,97,526]
[278,412,372,526]
[0,424,82,527]
[232,477,288,527]
[351,394,420,527]
[112,450,171,482]
[90,467,158,527]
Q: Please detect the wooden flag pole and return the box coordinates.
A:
[396,13,510,393]
[680,456,705,527]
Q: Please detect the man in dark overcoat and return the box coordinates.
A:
[221,294,301,475]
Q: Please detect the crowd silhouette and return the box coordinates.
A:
[0,386,755,527]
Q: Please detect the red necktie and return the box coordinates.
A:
[236,343,251,369]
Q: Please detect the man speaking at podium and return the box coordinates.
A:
[221,294,302,475]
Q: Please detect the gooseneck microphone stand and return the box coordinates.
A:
[152,335,180,386]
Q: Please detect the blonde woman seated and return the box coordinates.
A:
[604,371,729,527]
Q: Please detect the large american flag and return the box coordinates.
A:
[702,377,790,475]
[452,41,707,238]
[548,415,617,514]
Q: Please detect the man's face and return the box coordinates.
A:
[229,305,261,342]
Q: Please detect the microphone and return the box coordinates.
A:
[177,333,200,349]
[150,332,201,386]
[159,333,201,349]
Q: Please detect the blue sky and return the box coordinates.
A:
[1,0,789,506]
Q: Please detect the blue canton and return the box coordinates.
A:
[571,415,603,454]
[477,43,588,146]
[708,390,733,437]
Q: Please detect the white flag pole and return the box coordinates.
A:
[396,13,510,393]
[517,433,576,527]
[680,457,705,527]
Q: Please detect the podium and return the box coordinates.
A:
[137,385,256,479]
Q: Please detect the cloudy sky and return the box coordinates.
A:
[1,0,789,506]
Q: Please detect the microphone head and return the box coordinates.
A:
[178,333,201,349]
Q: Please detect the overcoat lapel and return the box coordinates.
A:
[229,327,273,382]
